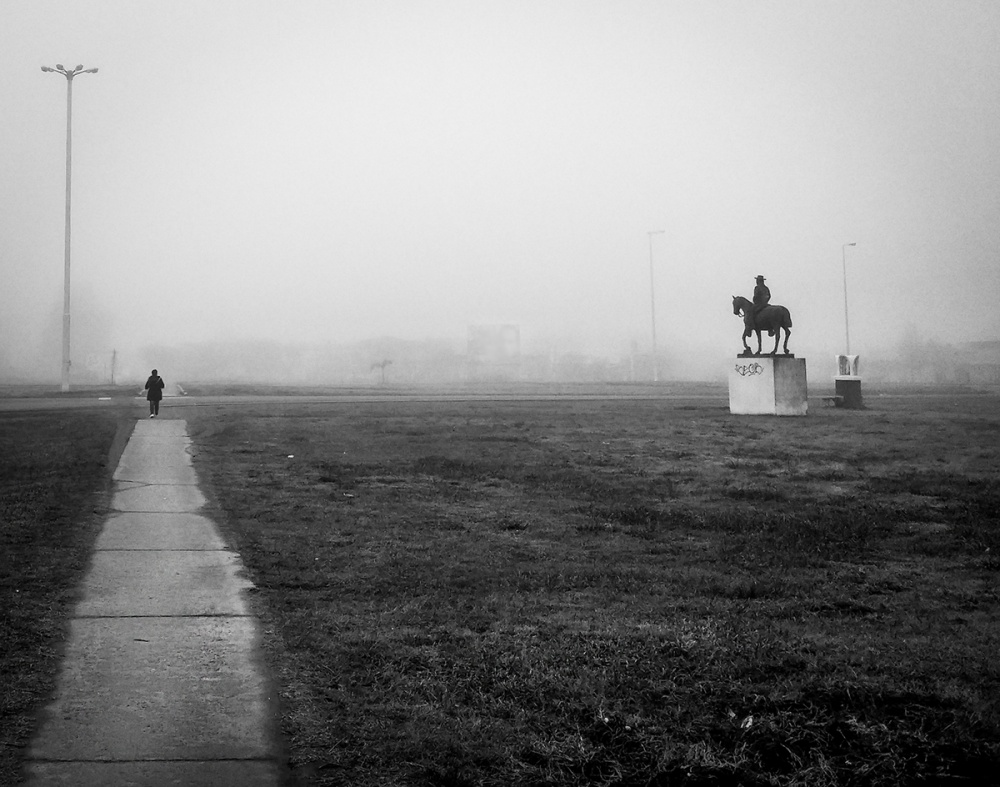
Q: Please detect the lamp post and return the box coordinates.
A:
[648,230,665,382]
[841,242,857,354]
[41,64,98,392]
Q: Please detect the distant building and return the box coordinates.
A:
[467,325,520,380]
[956,340,1000,385]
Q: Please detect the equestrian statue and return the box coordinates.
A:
[732,275,793,356]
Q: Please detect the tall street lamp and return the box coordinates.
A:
[648,230,665,382]
[841,242,857,354]
[42,64,98,392]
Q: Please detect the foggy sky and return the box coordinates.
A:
[2,1,999,380]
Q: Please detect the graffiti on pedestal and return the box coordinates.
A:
[735,362,764,377]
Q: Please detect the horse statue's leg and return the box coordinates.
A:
[740,309,754,355]
[783,327,791,354]
[755,330,763,355]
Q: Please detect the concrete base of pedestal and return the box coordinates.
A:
[834,377,864,409]
[729,356,808,416]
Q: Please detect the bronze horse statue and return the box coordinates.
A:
[732,295,793,355]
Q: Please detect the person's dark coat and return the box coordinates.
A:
[145,375,165,401]
[753,283,771,313]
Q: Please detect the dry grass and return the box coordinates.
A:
[183,390,1000,786]
[0,408,128,786]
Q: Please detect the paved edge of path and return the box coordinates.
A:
[23,418,290,787]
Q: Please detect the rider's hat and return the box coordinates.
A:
[755,275,766,281]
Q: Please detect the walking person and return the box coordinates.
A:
[144,369,165,418]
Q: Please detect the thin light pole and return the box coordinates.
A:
[41,64,98,391]
[648,230,665,382]
[841,242,857,354]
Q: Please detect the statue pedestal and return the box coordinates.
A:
[834,355,864,409]
[729,356,808,416]
[834,377,864,408]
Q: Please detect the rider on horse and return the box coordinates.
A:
[753,275,771,320]
[733,281,792,355]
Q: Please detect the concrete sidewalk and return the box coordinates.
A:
[24,419,286,787]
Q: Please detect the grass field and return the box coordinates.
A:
[0,408,129,787]
[181,390,1000,786]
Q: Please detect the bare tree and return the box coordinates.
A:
[371,359,392,385]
